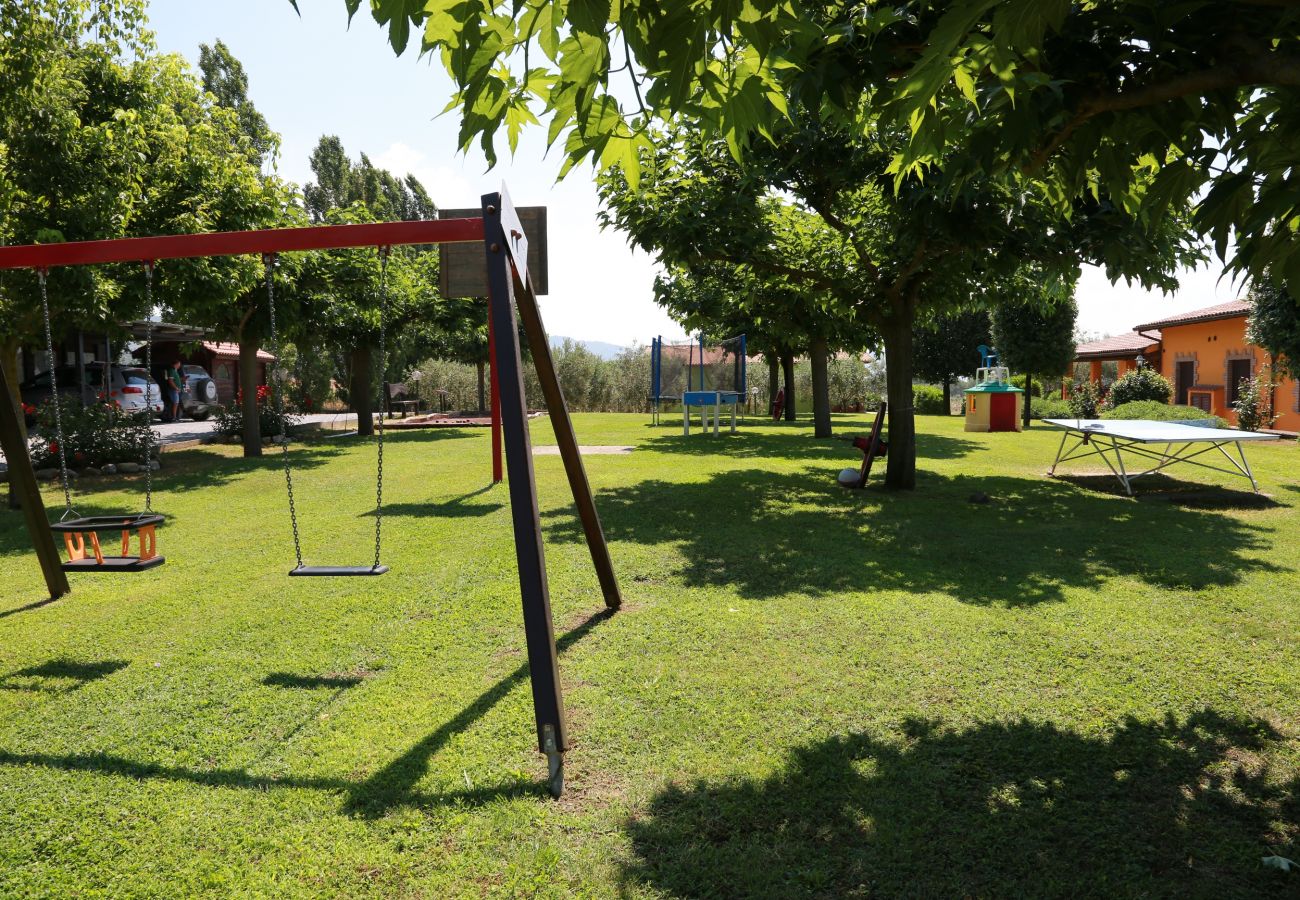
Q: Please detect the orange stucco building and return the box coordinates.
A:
[1071,300,1300,433]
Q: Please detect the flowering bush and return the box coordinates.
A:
[28,396,154,469]
[1233,374,1276,432]
[213,383,300,438]
[1067,381,1103,418]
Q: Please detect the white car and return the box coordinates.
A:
[118,367,165,418]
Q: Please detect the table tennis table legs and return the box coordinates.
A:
[1049,431,1263,495]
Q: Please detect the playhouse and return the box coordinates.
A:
[965,355,1024,433]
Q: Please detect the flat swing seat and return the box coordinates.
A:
[63,555,166,573]
[289,564,389,577]
[50,514,165,574]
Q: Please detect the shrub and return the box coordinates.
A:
[1106,367,1173,406]
[28,396,155,470]
[1101,400,1226,428]
[1009,374,1044,397]
[1232,374,1276,432]
[214,385,301,438]
[1067,381,1103,418]
[913,384,947,415]
[1030,396,1072,419]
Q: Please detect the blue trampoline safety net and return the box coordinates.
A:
[651,334,746,403]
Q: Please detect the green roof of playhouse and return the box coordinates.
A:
[966,382,1024,393]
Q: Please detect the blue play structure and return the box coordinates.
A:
[650,334,747,434]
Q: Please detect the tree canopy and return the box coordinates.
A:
[339,0,1300,291]
[1247,276,1300,383]
[913,308,991,413]
[303,137,436,224]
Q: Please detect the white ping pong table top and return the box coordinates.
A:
[1043,419,1280,444]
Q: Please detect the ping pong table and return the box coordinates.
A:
[1043,419,1280,495]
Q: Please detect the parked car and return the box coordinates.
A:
[153,364,219,422]
[19,363,164,423]
[121,367,165,418]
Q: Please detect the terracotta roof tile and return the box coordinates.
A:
[1134,300,1251,332]
[1074,331,1161,360]
[202,341,276,363]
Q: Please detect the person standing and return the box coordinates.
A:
[165,359,185,422]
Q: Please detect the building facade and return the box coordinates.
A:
[1071,300,1299,433]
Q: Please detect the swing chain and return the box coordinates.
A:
[142,262,156,514]
[373,246,390,570]
[263,253,304,570]
[36,269,77,521]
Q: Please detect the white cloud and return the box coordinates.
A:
[373,142,477,207]
[1075,260,1248,338]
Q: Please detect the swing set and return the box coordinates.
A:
[0,188,621,797]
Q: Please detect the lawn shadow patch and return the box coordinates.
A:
[360,485,504,519]
[0,658,128,693]
[0,610,612,813]
[622,710,1299,898]
[0,595,60,620]
[542,467,1283,605]
[263,672,367,690]
[342,607,615,817]
[637,429,979,463]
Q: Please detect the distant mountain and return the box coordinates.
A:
[549,336,627,361]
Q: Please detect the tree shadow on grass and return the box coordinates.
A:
[359,485,504,519]
[623,710,1299,898]
[262,672,366,690]
[636,429,980,463]
[342,607,615,817]
[542,467,1284,605]
[0,658,128,694]
[0,610,612,812]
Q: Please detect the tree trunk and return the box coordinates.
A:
[810,336,832,438]
[238,339,262,458]
[781,351,796,421]
[351,345,374,437]
[476,359,487,413]
[1022,375,1032,429]
[3,338,26,509]
[880,317,917,490]
[942,376,952,416]
[767,353,779,414]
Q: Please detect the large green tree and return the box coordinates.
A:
[0,0,157,386]
[154,43,300,457]
[990,283,1079,429]
[304,137,436,225]
[298,207,442,435]
[198,39,277,167]
[653,263,809,423]
[913,309,992,415]
[1247,276,1300,383]
[301,138,442,431]
[599,123,1109,484]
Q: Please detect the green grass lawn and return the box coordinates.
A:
[1,412,1298,898]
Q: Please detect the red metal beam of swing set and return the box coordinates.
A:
[0,214,503,481]
[0,218,485,270]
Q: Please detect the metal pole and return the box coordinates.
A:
[482,193,568,797]
[0,361,69,599]
[488,311,503,484]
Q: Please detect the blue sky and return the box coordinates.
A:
[146,0,1243,348]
